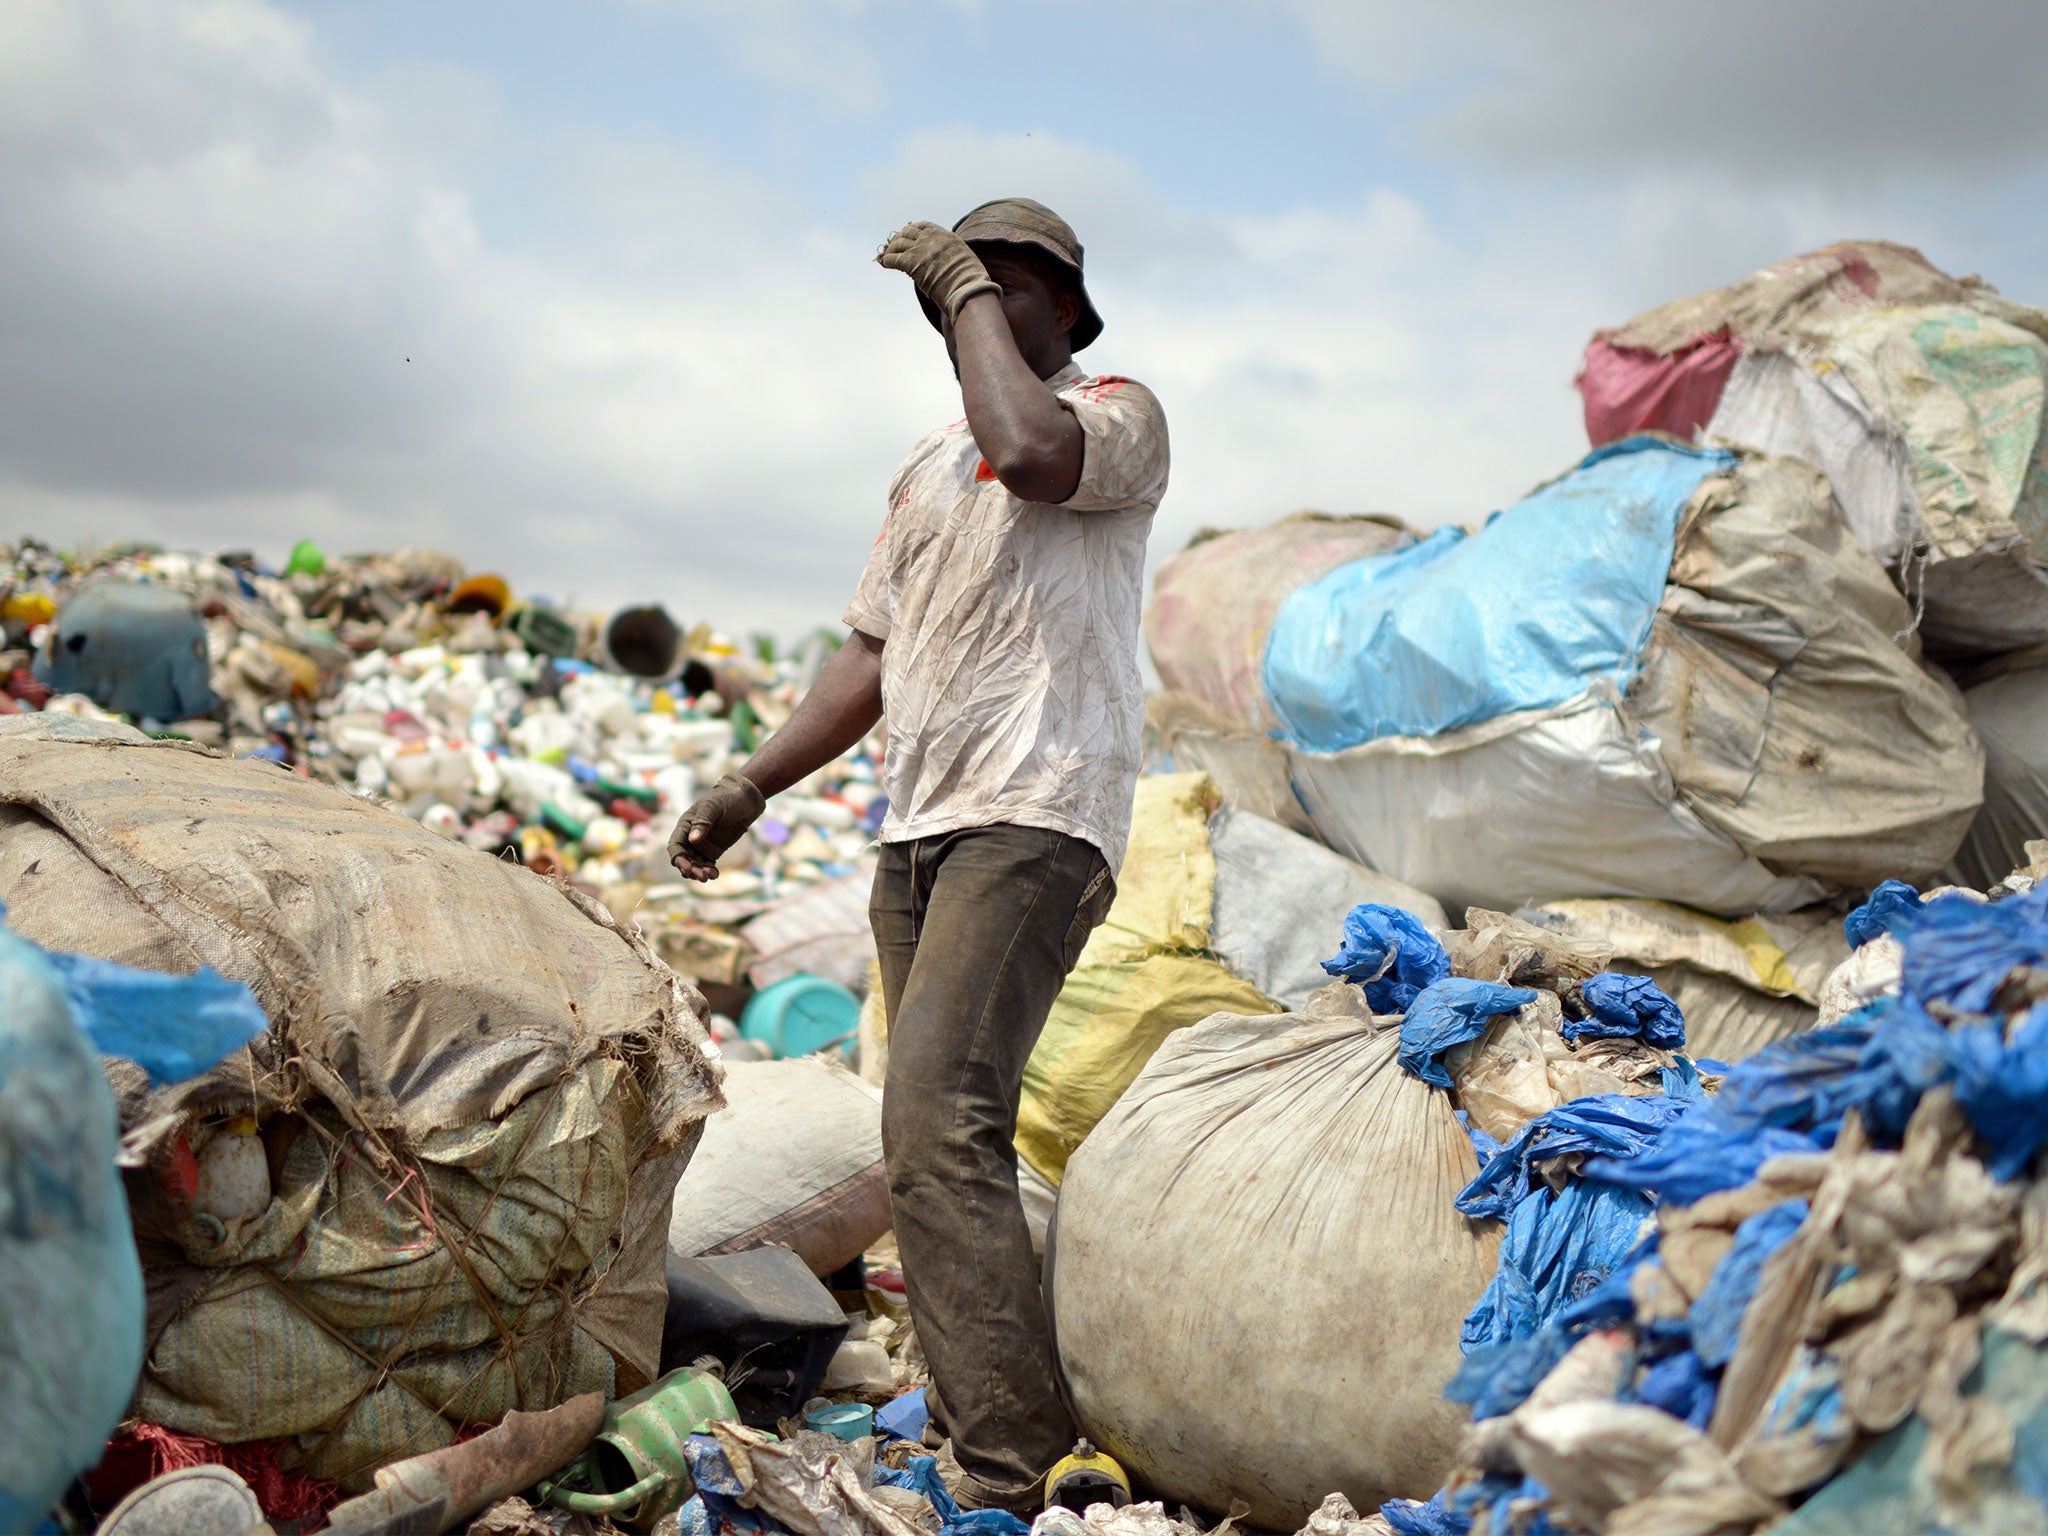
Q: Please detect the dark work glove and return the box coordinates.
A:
[667,772,766,882]
[877,221,1002,324]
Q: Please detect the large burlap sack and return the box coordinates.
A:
[1951,662,2048,890]
[1256,443,1983,914]
[1575,239,2048,659]
[1708,305,2048,658]
[666,1057,889,1277]
[1050,985,1500,1528]
[0,715,721,1488]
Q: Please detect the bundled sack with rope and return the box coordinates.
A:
[1048,904,1702,1529]
[0,714,722,1489]
[1181,436,1981,916]
[1579,239,2048,660]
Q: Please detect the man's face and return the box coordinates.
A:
[943,245,1081,378]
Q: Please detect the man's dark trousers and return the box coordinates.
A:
[870,823,1116,1502]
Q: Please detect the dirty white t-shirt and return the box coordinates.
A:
[843,363,1169,873]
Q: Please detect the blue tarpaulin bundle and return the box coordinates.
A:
[1263,438,1735,752]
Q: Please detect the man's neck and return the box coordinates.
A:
[1031,349,1075,382]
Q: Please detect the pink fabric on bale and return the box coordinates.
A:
[1578,329,1741,446]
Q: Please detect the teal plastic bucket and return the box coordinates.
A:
[740,975,861,1061]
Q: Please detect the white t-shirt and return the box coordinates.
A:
[843,363,1169,873]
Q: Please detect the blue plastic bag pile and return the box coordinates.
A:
[1353,880,2048,1536]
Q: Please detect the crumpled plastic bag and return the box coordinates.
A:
[1447,991,1671,1145]
[1398,977,1540,1090]
[1322,902,1450,1014]
[1573,973,1687,1052]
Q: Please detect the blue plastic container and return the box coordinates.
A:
[740,975,862,1061]
[803,1401,875,1442]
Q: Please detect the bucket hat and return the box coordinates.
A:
[918,197,1103,351]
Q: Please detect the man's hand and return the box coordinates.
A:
[667,772,767,882]
[878,221,1001,325]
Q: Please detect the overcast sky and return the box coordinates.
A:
[5,0,2045,638]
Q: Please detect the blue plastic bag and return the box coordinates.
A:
[1690,1200,1808,1368]
[45,951,269,1087]
[1458,1093,1695,1222]
[1897,887,2048,1018]
[875,1385,929,1442]
[1582,1118,1821,1208]
[1322,902,1452,1015]
[1844,879,1923,948]
[1398,978,1540,1089]
[1572,972,1686,1051]
[878,1457,1030,1536]
[1637,1349,1717,1430]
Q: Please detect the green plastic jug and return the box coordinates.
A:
[538,1367,737,1527]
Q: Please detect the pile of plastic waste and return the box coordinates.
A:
[1369,864,2048,1536]
[0,536,887,1045]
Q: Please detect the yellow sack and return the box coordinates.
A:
[860,773,1279,1185]
[1021,772,1273,1184]
[1016,953,1270,1185]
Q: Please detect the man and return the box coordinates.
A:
[668,197,1168,1511]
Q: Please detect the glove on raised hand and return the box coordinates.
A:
[667,772,766,880]
[877,221,1002,324]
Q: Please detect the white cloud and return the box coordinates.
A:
[1283,0,2048,177]
[4,0,2044,647]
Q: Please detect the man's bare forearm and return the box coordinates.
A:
[953,293,1084,504]
[739,629,885,798]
